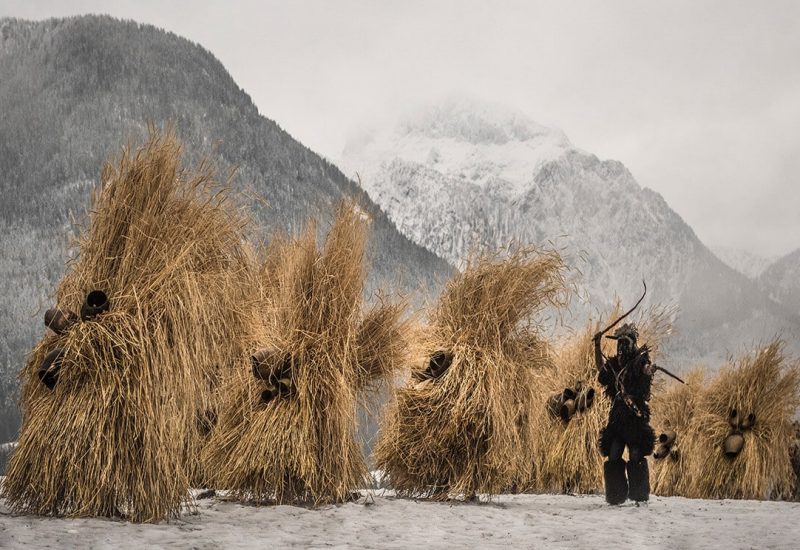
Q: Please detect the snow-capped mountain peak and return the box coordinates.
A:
[342,97,573,198]
[396,97,569,145]
[340,98,800,363]
[710,245,776,279]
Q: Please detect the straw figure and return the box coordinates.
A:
[682,340,800,500]
[373,247,569,500]
[2,129,256,522]
[650,368,705,496]
[523,306,672,495]
[202,202,412,505]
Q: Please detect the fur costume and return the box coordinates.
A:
[596,323,655,504]
[598,348,656,459]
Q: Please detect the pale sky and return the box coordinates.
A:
[2,0,799,257]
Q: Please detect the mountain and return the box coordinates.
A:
[0,16,453,441]
[341,97,800,364]
[759,248,800,315]
[710,245,775,279]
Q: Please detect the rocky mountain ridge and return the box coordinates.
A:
[341,98,800,363]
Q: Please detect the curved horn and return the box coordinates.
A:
[596,280,647,339]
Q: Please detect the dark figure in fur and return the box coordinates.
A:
[594,323,656,504]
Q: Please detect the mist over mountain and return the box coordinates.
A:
[0,15,452,442]
[341,98,800,364]
[710,245,776,280]
[707,246,799,315]
[759,248,800,315]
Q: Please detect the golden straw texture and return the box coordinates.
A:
[2,128,256,522]
[650,368,705,496]
[682,340,800,500]
[374,247,568,499]
[202,202,412,505]
[522,306,673,494]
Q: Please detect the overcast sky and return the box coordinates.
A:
[2,0,799,257]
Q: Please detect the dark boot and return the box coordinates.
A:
[627,458,650,502]
[603,459,628,505]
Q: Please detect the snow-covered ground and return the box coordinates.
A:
[1,491,798,549]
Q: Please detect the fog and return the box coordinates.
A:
[2,0,799,257]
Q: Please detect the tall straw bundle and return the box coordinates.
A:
[374,247,568,499]
[2,129,255,522]
[682,340,800,500]
[650,368,705,496]
[522,306,673,494]
[523,321,611,493]
[202,202,412,504]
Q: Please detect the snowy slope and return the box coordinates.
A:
[344,98,573,199]
[760,248,800,315]
[711,245,775,279]
[1,491,798,549]
[341,98,696,300]
[341,99,800,362]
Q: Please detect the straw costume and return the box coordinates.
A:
[202,202,411,505]
[1,129,255,522]
[650,369,704,496]
[681,340,799,500]
[374,247,567,499]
